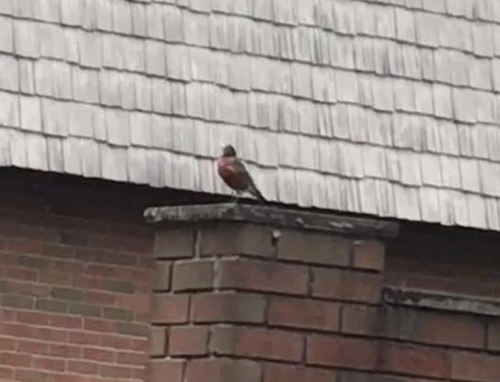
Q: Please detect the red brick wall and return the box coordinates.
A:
[2,169,500,382]
[0,175,156,382]
[151,222,500,382]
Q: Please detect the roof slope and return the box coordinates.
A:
[1,0,500,230]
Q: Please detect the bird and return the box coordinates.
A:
[217,144,266,202]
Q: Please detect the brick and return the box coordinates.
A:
[268,297,340,331]
[153,260,171,291]
[217,258,308,295]
[169,326,209,356]
[155,228,194,259]
[151,294,189,324]
[83,347,115,363]
[343,304,484,349]
[338,371,415,382]
[102,307,133,321]
[487,320,500,351]
[17,340,48,355]
[59,232,88,246]
[42,244,74,259]
[86,234,149,253]
[45,374,84,382]
[264,363,337,382]
[132,367,146,380]
[149,326,167,357]
[343,306,425,342]
[101,334,131,350]
[84,318,115,332]
[149,359,184,382]
[85,290,115,306]
[115,322,150,337]
[10,241,43,255]
[49,344,82,358]
[312,268,381,303]
[17,311,49,326]
[17,255,50,269]
[102,279,136,294]
[68,360,99,375]
[172,260,214,291]
[33,356,65,372]
[278,229,351,266]
[307,335,377,370]
[51,287,84,301]
[211,326,303,362]
[1,279,48,297]
[0,336,16,351]
[39,271,71,286]
[341,305,380,335]
[69,303,101,318]
[384,307,430,342]
[0,280,7,293]
[117,351,147,366]
[35,299,68,313]
[415,311,484,349]
[352,240,385,271]
[2,323,32,339]
[200,223,274,257]
[185,358,261,382]
[0,352,32,367]
[3,266,37,281]
[116,294,149,315]
[379,343,450,379]
[0,308,14,323]
[30,327,66,342]
[192,292,266,324]
[14,369,47,382]
[100,364,134,378]
[0,366,13,380]
[452,351,500,382]
[131,338,148,352]
[2,294,34,309]
[49,315,82,329]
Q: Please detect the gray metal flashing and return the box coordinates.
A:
[383,287,500,317]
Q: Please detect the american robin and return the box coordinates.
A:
[217,144,266,202]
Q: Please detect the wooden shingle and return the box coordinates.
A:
[0,0,499,231]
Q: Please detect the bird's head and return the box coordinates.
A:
[221,144,237,157]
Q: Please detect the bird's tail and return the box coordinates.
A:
[249,183,266,203]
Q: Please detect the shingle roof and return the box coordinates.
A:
[1,0,500,230]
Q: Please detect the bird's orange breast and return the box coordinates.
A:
[217,157,249,191]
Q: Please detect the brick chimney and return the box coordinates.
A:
[144,203,398,382]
